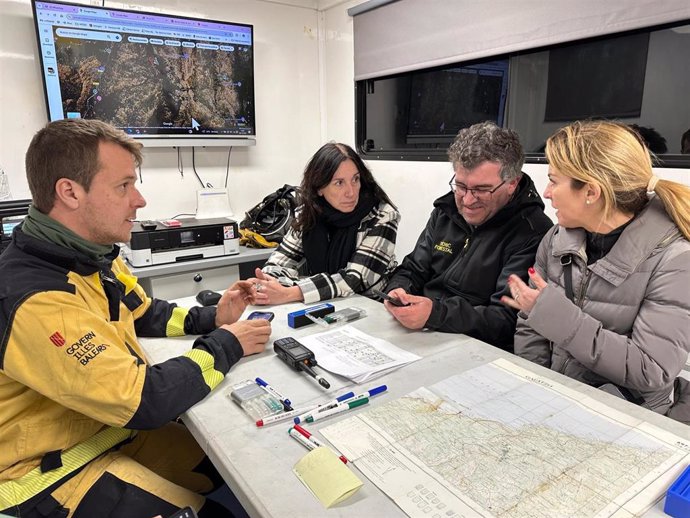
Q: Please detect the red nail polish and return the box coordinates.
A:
[528,267,535,275]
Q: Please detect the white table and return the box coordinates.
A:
[139,295,690,517]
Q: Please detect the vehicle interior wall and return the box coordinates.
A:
[0,0,322,224]
[1,0,688,260]
[321,1,690,258]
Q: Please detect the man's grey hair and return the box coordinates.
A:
[447,121,524,180]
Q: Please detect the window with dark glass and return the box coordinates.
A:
[356,21,690,166]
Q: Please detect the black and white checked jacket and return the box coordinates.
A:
[262,201,399,303]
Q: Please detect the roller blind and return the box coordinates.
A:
[350,0,690,80]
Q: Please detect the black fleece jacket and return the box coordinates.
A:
[385,173,553,350]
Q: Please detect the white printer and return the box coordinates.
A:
[122,218,239,267]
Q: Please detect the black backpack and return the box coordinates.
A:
[240,185,300,243]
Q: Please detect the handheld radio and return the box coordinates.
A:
[273,337,331,389]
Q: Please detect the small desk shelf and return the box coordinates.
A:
[127,246,273,299]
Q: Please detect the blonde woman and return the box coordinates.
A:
[503,120,690,422]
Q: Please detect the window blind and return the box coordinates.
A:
[349,0,690,80]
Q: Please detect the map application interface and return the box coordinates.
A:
[33,1,255,138]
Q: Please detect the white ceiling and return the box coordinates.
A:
[257,0,356,12]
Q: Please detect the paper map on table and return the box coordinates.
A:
[321,359,690,517]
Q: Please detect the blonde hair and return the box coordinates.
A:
[26,119,143,213]
[546,120,690,240]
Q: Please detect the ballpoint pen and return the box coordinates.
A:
[255,377,292,411]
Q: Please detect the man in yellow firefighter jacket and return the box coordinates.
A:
[0,119,272,517]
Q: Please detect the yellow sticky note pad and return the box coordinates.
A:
[293,446,363,508]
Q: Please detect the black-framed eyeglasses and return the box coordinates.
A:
[449,179,506,200]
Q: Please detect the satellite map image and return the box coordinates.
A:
[54,31,253,132]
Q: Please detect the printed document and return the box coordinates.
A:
[299,326,421,384]
[322,359,690,517]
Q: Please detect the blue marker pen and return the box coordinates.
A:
[293,390,355,424]
[342,384,387,403]
[255,377,292,411]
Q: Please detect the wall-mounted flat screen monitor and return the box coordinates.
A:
[32,0,256,146]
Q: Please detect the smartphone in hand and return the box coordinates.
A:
[371,288,410,307]
[247,311,275,321]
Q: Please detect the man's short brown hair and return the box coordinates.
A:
[25,119,143,213]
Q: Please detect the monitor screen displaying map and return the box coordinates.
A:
[32,0,255,142]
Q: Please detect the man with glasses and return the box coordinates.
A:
[382,121,552,350]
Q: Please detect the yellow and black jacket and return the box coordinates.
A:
[0,228,242,505]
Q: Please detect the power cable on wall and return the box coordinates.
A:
[225,146,232,188]
[191,147,212,188]
[177,147,184,179]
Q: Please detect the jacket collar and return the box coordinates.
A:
[551,196,680,286]
[13,226,119,276]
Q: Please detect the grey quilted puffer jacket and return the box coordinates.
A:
[515,196,690,416]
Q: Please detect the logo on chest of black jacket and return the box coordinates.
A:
[434,241,453,254]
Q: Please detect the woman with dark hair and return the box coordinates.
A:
[249,142,400,304]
